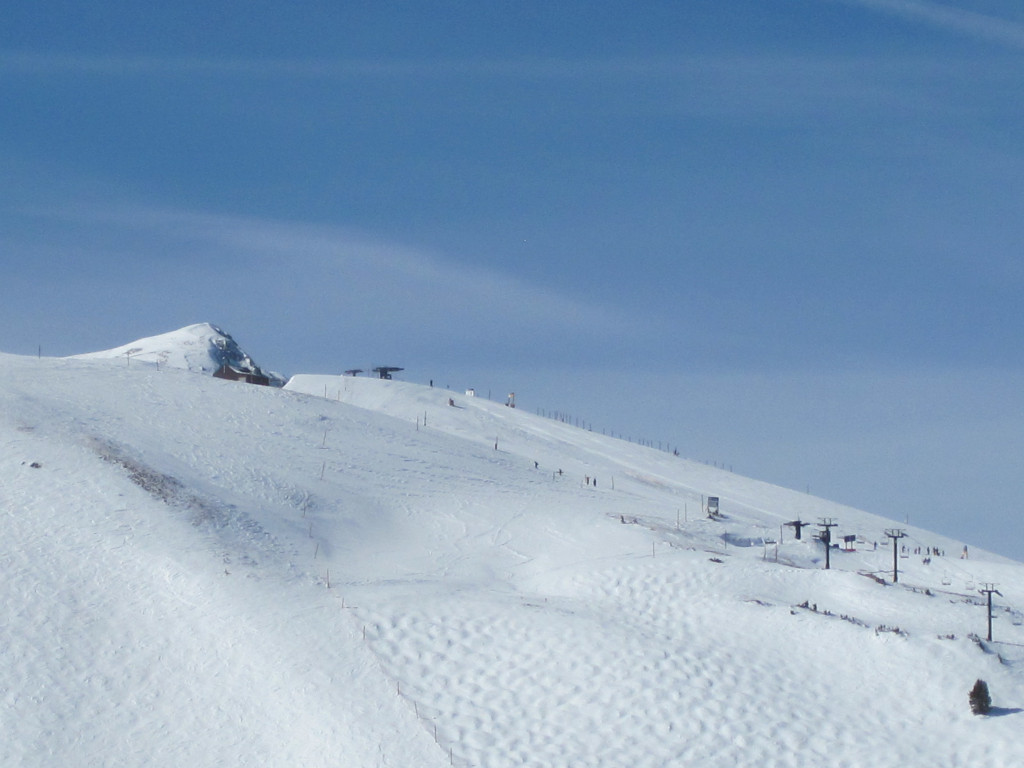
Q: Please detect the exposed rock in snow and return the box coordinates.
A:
[71,322,284,384]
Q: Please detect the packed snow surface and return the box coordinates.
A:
[2,350,1023,767]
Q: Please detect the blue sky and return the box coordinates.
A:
[2,1,1023,557]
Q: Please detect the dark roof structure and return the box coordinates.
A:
[372,366,404,380]
[213,363,271,386]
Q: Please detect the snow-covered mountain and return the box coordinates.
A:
[71,322,284,384]
[2,335,1022,767]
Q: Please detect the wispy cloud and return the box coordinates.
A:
[0,48,951,84]
[0,51,449,78]
[0,50,789,80]
[838,0,1024,49]
[0,47,964,131]
[22,203,645,359]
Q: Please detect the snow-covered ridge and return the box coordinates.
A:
[71,322,284,384]
[2,346,1023,767]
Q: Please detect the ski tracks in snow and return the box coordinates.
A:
[354,549,1021,768]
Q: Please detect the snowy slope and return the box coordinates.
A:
[2,352,1022,768]
[71,323,283,383]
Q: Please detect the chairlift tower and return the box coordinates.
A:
[817,518,838,570]
[980,583,1003,642]
[885,529,906,583]
[784,519,811,541]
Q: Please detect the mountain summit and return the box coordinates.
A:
[72,323,283,383]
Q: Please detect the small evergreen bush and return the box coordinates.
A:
[969,679,991,715]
